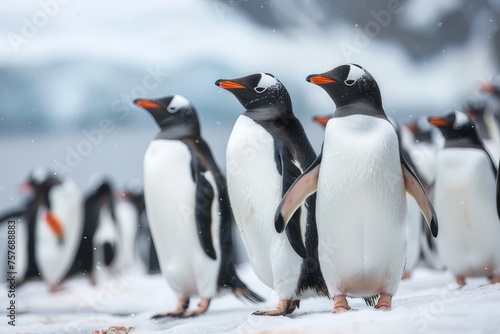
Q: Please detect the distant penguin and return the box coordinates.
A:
[216,73,328,316]
[134,94,263,318]
[65,178,119,283]
[116,181,160,274]
[276,64,438,312]
[429,111,500,286]
[19,168,83,291]
[464,96,500,162]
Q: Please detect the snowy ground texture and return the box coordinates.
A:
[1,265,499,334]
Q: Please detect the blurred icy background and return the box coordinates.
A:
[1,0,500,213]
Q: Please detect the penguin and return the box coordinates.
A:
[275,64,438,312]
[65,178,119,284]
[464,96,500,162]
[116,181,160,274]
[215,73,329,316]
[315,115,424,279]
[134,94,264,318]
[19,168,83,291]
[428,111,500,286]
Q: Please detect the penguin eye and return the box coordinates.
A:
[167,106,178,113]
[344,79,356,86]
[254,87,267,94]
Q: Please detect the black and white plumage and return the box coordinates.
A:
[429,111,500,286]
[134,94,263,319]
[216,73,328,316]
[276,64,438,312]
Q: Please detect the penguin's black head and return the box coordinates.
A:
[215,73,291,111]
[464,96,487,121]
[404,117,435,144]
[306,64,382,109]
[134,95,200,139]
[428,111,478,141]
[22,167,61,196]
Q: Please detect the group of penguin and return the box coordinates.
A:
[0,171,160,290]
[3,63,500,318]
[131,63,500,318]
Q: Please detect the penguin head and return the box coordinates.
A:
[464,96,487,121]
[22,167,60,195]
[480,75,500,97]
[428,111,477,140]
[306,64,382,109]
[404,117,436,143]
[215,73,291,111]
[134,95,200,139]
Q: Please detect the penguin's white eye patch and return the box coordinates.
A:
[167,95,190,113]
[254,87,268,94]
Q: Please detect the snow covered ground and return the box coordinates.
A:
[1,264,499,334]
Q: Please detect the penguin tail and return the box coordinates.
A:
[219,276,265,304]
[231,284,266,304]
[363,294,380,307]
[295,258,330,299]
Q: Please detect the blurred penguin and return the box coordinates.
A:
[18,168,83,291]
[429,111,500,286]
[65,175,120,283]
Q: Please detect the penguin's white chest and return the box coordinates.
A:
[144,140,220,298]
[226,115,302,296]
[434,148,500,277]
[317,115,406,297]
[35,180,83,285]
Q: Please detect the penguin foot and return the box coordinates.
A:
[151,297,190,320]
[456,276,466,288]
[402,272,412,280]
[491,277,500,284]
[182,298,211,318]
[49,284,64,293]
[252,299,295,316]
[333,295,351,313]
[374,293,392,311]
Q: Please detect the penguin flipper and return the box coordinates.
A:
[195,171,217,260]
[401,157,438,238]
[275,153,322,234]
[497,159,500,220]
[279,148,309,258]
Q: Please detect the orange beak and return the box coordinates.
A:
[403,123,419,135]
[217,81,247,90]
[46,212,64,243]
[308,75,336,85]
[134,99,162,109]
[428,117,449,127]
[313,115,331,127]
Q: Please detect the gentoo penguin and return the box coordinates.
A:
[428,111,500,286]
[20,168,83,291]
[464,96,500,162]
[216,73,328,316]
[65,178,118,283]
[275,64,438,312]
[134,94,263,318]
[314,115,424,279]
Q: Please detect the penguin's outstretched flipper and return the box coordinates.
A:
[275,153,322,234]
